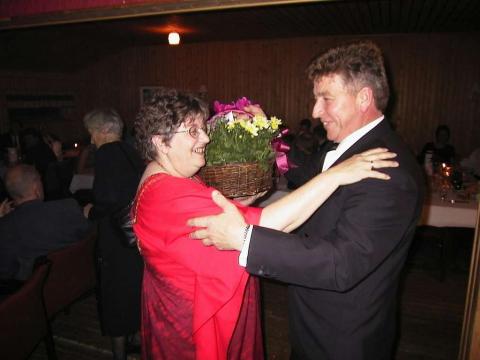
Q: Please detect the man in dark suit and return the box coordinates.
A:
[0,164,91,281]
[189,42,424,359]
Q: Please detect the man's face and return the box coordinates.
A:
[312,74,362,143]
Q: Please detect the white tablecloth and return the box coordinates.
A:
[258,188,479,229]
[419,191,478,228]
[69,174,94,193]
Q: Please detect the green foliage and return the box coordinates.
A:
[205,116,280,169]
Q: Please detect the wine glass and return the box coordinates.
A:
[450,169,463,191]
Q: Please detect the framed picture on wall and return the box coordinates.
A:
[139,86,169,106]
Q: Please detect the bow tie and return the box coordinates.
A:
[325,141,339,152]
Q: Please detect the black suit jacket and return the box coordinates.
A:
[0,198,91,280]
[247,120,424,360]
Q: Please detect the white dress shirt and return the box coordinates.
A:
[322,116,384,171]
[239,116,385,266]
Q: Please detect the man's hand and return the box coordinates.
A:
[188,191,247,251]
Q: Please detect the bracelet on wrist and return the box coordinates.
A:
[242,224,250,244]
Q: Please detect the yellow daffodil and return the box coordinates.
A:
[269,116,282,130]
[253,115,268,129]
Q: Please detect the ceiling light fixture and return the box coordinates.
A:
[168,32,180,45]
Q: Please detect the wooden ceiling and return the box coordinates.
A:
[1,0,479,72]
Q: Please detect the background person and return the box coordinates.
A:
[0,164,90,280]
[419,124,456,167]
[83,108,144,360]
[293,118,315,155]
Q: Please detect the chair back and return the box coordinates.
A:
[0,261,54,359]
[44,229,97,319]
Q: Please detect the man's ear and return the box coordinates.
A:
[33,180,44,201]
[356,86,374,112]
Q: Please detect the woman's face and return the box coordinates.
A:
[159,116,210,178]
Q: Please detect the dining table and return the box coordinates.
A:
[420,187,478,229]
[419,184,479,280]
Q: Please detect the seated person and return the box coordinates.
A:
[42,134,75,200]
[419,125,456,166]
[22,128,57,178]
[461,147,480,179]
[293,118,315,155]
[311,124,328,154]
[0,164,91,281]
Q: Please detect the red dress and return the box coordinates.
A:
[133,174,264,360]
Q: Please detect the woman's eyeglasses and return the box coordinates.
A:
[174,126,207,139]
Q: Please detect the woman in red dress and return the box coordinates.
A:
[133,90,397,360]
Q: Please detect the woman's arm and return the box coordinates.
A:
[188,148,398,251]
[260,148,397,232]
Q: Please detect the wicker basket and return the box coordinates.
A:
[199,162,274,198]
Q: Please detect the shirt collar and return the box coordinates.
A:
[322,115,384,172]
[335,115,384,154]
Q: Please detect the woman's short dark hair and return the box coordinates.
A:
[134,89,209,161]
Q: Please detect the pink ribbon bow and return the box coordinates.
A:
[271,128,297,175]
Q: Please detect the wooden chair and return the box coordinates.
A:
[43,229,97,319]
[0,261,57,359]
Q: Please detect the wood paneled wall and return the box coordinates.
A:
[0,70,85,142]
[2,32,479,156]
[77,32,480,157]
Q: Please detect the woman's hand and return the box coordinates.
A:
[243,104,266,118]
[328,147,398,186]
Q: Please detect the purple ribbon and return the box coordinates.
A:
[271,128,296,175]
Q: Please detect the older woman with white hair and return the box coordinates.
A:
[83,108,144,360]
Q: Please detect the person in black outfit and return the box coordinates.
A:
[21,128,57,180]
[83,108,144,360]
[0,164,90,280]
[419,125,456,167]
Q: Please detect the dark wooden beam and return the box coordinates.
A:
[0,0,339,30]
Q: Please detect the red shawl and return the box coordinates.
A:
[133,174,263,360]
